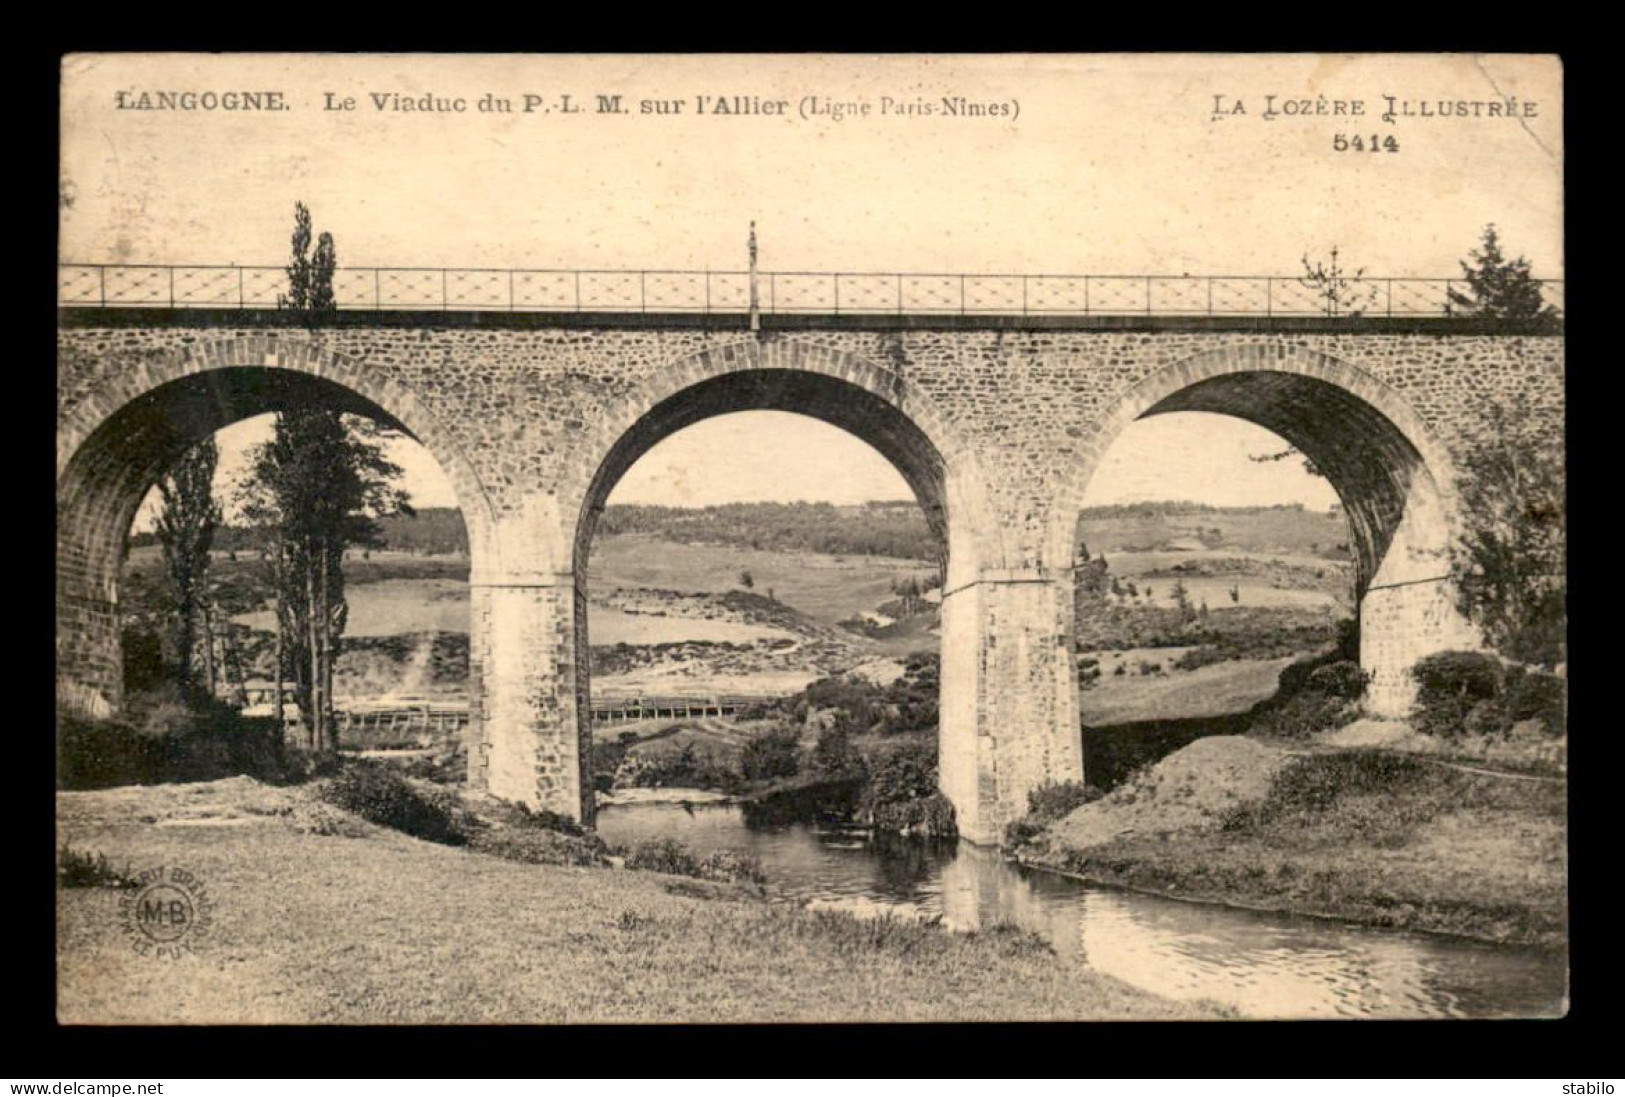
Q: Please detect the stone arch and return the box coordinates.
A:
[56,335,498,717]
[566,336,996,582]
[473,335,999,829]
[1048,343,1476,716]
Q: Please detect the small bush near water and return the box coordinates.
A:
[616,741,741,792]
[739,725,802,782]
[860,740,957,838]
[621,837,767,885]
[58,845,138,889]
[467,825,612,868]
[1222,751,1434,832]
[319,761,477,846]
[792,909,1053,961]
[1005,779,1104,846]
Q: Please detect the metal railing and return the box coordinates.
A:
[57,264,1566,319]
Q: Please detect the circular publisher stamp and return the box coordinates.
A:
[118,865,214,958]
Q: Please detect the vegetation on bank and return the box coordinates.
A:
[1021,748,1566,949]
[307,758,774,883]
[1012,639,1567,948]
[594,654,956,836]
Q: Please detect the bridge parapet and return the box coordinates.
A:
[57,264,1565,321]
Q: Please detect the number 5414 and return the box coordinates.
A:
[1334,134,1400,152]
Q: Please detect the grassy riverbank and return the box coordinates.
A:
[56,778,1223,1023]
[1014,743,1567,950]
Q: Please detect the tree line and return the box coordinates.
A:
[597,501,943,561]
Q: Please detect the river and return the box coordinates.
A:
[596,800,1568,1020]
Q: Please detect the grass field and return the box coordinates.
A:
[1081,654,1296,726]
[589,534,937,627]
[1077,507,1350,558]
[56,779,1220,1023]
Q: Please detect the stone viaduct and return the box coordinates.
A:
[56,304,1565,843]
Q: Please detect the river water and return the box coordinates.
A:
[597,800,1567,1020]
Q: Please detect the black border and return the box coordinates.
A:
[29,40,1611,1079]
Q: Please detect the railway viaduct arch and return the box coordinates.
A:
[57,312,1565,842]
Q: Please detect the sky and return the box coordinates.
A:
[62,54,1563,277]
[133,408,1336,531]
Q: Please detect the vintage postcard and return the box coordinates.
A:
[56,53,1565,1023]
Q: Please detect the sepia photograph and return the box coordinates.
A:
[55,52,1566,1024]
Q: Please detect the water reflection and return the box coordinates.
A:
[595,801,1566,1019]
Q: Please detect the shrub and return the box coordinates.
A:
[57,845,138,889]
[624,837,766,884]
[869,791,957,838]
[467,826,611,868]
[592,740,629,792]
[697,849,768,885]
[319,761,474,846]
[1078,656,1102,689]
[1463,699,1512,739]
[1004,819,1046,847]
[1223,751,1432,830]
[1172,645,1229,672]
[1006,779,1105,846]
[1412,651,1502,699]
[392,745,468,786]
[510,802,588,837]
[1411,651,1504,740]
[861,740,956,838]
[57,692,287,791]
[1250,690,1354,741]
[1503,668,1566,738]
[614,741,739,792]
[58,714,166,789]
[1025,779,1103,824]
[623,836,701,877]
[976,921,1056,958]
[809,723,865,780]
[1306,660,1369,700]
[739,725,802,782]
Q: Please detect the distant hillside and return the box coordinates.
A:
[1078,502,1349,559]
[132,508,472,557]
[598,501,941,561]
[128,499,1349,563]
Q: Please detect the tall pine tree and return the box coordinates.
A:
[1447,224,1561,332]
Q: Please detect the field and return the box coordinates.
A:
[55,778,1219,1023]
[590,533,937,627]
[1081,653,1298,726]
[133,504,1351,727]
[1076,505,1350,558]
